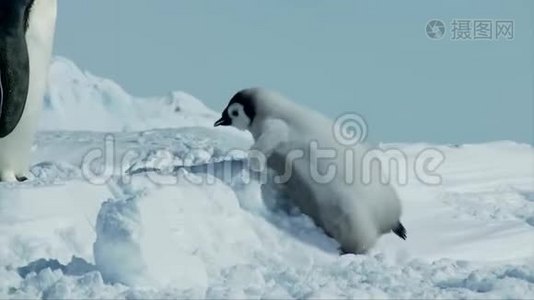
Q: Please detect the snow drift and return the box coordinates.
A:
[41,57,219,132]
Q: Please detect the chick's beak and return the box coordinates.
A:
[214,117,229,127]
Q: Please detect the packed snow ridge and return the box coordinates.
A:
[40,57,219,132]
[0,57,533,299]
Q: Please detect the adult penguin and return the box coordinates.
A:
[0,0,57,182]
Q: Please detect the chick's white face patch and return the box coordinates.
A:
[227,103,250,130]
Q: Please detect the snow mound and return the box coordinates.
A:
[93,182,211,291]
[41,57,218,132]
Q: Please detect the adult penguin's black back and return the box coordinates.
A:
[0,0,34,138]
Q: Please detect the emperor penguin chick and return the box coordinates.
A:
[215,88,406,254]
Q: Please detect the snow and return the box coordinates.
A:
[1,57,533,299]
[40,57,219,132]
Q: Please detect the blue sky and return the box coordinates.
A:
[54,1,533,144]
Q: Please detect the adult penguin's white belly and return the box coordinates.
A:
[0,0,57,182]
